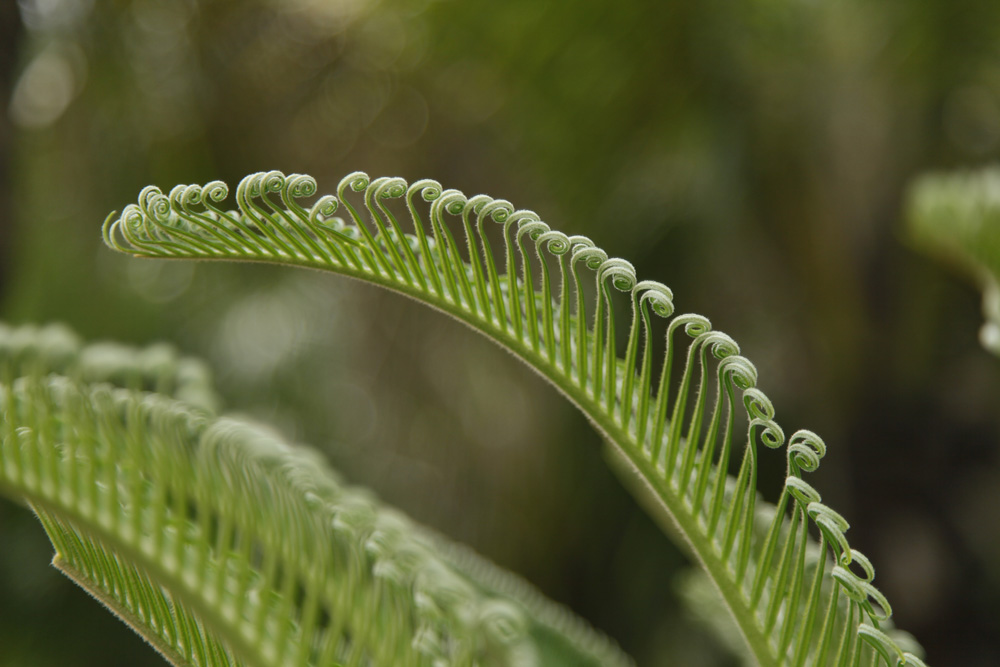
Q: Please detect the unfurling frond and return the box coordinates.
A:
[101,170,927,666]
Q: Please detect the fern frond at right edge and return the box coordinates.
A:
[105,170,929,666]
[908,166,1000,357]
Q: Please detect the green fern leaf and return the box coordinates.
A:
[103,170,929,666]
[0,322,632,667]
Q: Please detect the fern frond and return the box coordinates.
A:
[104,170,930,666]
[907,166,1000,356]
[0,323,632,667]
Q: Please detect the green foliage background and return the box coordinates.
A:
[1,1,999,664]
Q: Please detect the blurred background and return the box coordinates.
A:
[1,0,999,664]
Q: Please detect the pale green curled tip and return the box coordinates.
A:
[104,170,928,665]
[0,323,633,667]
[907,166,1000,358]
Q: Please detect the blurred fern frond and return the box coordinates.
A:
[0,322,632,667]
[908,166,1000,356]
[103,171,929,666]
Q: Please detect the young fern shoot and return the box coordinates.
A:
[103,170,929,666]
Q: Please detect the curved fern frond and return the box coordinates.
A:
[907,166,1000,357]
[0,323,633,667]
[104,170,928,666]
